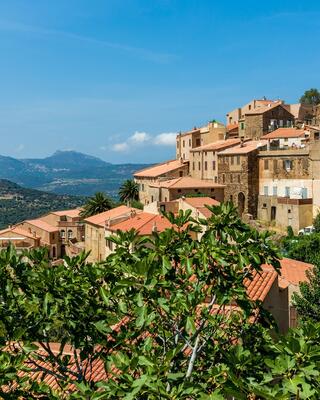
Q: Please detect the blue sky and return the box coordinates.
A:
[0,0,319,163]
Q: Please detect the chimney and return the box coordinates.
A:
[152,221,158,233]
[130,209,136,218]
[105,218,111,228]
[240,137,244,147]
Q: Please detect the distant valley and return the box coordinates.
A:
[0,179,87,229]
[0,150,149,197]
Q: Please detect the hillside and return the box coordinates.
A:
[0,179,86,229]
[0,151,149,198]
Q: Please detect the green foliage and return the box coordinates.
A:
[118,179,139,205]
[1,203,320,398]
[300,88,320,105]
[80,192,114,218]
[314,213,320,233]
[287,225,294,238]
[130,199,144,210]
[284,233,320,265]
[293,264,320,323]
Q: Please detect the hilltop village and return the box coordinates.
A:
[0,97,319,336]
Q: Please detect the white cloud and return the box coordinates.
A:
[130,131,150,143]
[112,142,129,152]
[154,132,177,146]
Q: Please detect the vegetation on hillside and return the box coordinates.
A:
[299,88,320,105]
[0,179,86,229]
[1,204,320,398]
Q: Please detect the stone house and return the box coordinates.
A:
[283,103,314,125]
[134,159,189,205]
[239,103,295,140]
[217,141,265,218]
[189,138,241,182]
[0,226,41,253]
[226,98,280,125]
[147,177,225,204]
[176,121,226,161]
[314,104,320,125]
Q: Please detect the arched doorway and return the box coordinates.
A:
[238,192,245,216]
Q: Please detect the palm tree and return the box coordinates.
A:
[80,192,114,218]
[118,179,139,206]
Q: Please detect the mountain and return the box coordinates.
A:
[0,151,149,198]
[0,179,87,229]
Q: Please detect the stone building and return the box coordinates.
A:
[226,98,280,125]
[134,159,189,205]
[217,141,265,217]
[239,103,295,140]
[176,121,226,161]
[189,138,241,182]
[147,177,225,204]
[0,226,41,253]
[283,103,314,125]
[314,104,320,125]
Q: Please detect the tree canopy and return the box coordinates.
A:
[80,192,114,218]
[118,179,139,206]
[299,88,320,105]
[1,203,320,398]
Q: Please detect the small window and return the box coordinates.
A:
[222,174,225,183]
[273,160,277,171]
[273,186,278,196]
[285,186,290,197]
[198,162,201,170]
[264,159,269,170]
[248,105,251,110]
[67,230,73,239]
[284,160,292,171]
[177,189,182,193]
[194,189,199,193]
[204,161,208,171]
[189,139,191,146]
[212,161,216,170]
[240,122,244,130]
[151,195,154,202]
[183,140,185,148]
[262,203,267,208]
[237,156,240,165]
[231,156,234,165]
[179,171,183,177]
[211,188,214,192]
[196,138,201,146]
[60,230,65,238]
[264,186,269,196]
[288,209,291,214]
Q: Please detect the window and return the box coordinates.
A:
[52,233,55,240]
[231,156,234,165]
[183,140,185,148]
[151,195,154,202]
[237,156,240,165]
[285,186,290,197]
[183,153,185,160]
[60,230,65,238]
[177,189,182,193]
[263,203,267,208]
[204,161,208,171]
[196,138,201,146]
[106,239,113,251]
[194,189,199,193]
[67,230,73,239]
[212,161,216,170]
[189,139,191,146]
[273,159,277,171]
[215,176,218,183]
[222,174,225,183]
[204,151,207,156]
[248,105,251,110]
[179,171,183,177]
[264,186,269,196]
[315,132,320,141]
[284,160,292,171]
[211,188,214,192]
[302,188,308,199]
[284,137,288,142]
[240,122,244,130]
[273,186,278,196]
[198,162,201,170]
[264,159,269,170]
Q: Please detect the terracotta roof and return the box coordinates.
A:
[262,128,307,140]
[51,209,82,218]
[107,212,173,235]
[190,138,241,152]
[245,269,278,302]
[182,197,220,218]
[24,219,59,233]
[84,205,136,227]
[218,140,267,155]
[134,159,188,178]
[227,123,239,132]
[179,127,201,137]
[245,102,288,115]
[149,177,225,189]
[0,226,38,240]
[263,258,313,289]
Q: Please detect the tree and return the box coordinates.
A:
[299,88,320,105]
[285,233,320,265]
[80,192,114,218]
[118,179,139,206]
[3,204,320,398]
[314,213,320,233]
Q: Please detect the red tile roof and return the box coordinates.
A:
[107,212,174,235]
[218,140,267,155]
[0,226,39,240]
[262,128,307,140]
[134,159,188,178]
[182,197,220,218]
[51,209,82,218]
[226,123,239,132]
[245,102,286,115]
[245,269,278,302]
[84,206,136,227]
[149,177,225,189]
[190,138,241,152]
[24,219,59,233]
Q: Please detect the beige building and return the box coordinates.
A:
[0,226,41,253]
[147,177,225,204]
[84,205,137,262]
[257,132,320,232]
[134,159,189,205]
[189,138,242,181]
[226,98,280,125]
[176,121,226,161]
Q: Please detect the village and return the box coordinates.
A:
[0,97,319,337]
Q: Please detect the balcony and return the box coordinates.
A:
[277,197,312,206]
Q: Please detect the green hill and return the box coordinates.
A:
[0,179,87,229]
